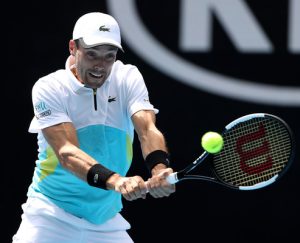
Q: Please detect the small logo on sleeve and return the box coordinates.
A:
[34,101,51,119]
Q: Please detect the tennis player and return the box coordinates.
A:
[12,12,175,243]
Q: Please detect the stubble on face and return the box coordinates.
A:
[74,44,118,89]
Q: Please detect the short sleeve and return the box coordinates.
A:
[28,77,71,133]
[125,67,159,117]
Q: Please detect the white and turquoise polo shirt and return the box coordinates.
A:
[27,56,158,224]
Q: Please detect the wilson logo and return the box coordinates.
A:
[235,124,272,175]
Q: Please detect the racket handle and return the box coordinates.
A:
[145,172,178,193]
[166,172,178,184]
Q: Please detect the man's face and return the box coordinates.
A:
[74,43,118,89]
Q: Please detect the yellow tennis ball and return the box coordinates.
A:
[201,131,224,154]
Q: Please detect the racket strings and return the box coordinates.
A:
[213,117,292,187]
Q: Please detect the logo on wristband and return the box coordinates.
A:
[94,174,99,184]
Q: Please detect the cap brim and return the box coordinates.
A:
[78,38,124,52]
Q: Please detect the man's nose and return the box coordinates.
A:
[93,65,104,72]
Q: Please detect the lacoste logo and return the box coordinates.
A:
[108,96,117,102]
[99,25,110,32]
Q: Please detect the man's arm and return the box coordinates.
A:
[132,110,175,198]
[42,122,97,180]
[42,122,148,200]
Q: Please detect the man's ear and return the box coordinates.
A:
[69,40,76,56]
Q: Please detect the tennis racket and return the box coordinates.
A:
[166,113,294,190]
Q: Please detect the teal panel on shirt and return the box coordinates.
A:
[28,124,133,224]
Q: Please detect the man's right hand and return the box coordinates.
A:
[106,174,148,201]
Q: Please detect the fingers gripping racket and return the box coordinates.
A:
[167,113,294,190]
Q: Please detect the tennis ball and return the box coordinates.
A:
[201,131,224,154]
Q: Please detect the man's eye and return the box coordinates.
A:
[87,52,97,58]
[105,54,115,60]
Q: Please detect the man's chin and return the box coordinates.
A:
[84,80,105,89]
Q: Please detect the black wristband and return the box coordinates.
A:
[87,164,116,190]
[145,150,170,172]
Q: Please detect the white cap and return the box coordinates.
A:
[72,12,123,51]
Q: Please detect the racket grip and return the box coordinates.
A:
[145,172,178,193]
[166,172,178,184]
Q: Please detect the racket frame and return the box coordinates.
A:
[167,113,295,190]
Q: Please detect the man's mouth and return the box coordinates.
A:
[89,72,104,79]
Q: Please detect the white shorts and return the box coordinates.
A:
[12,195,133,243]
